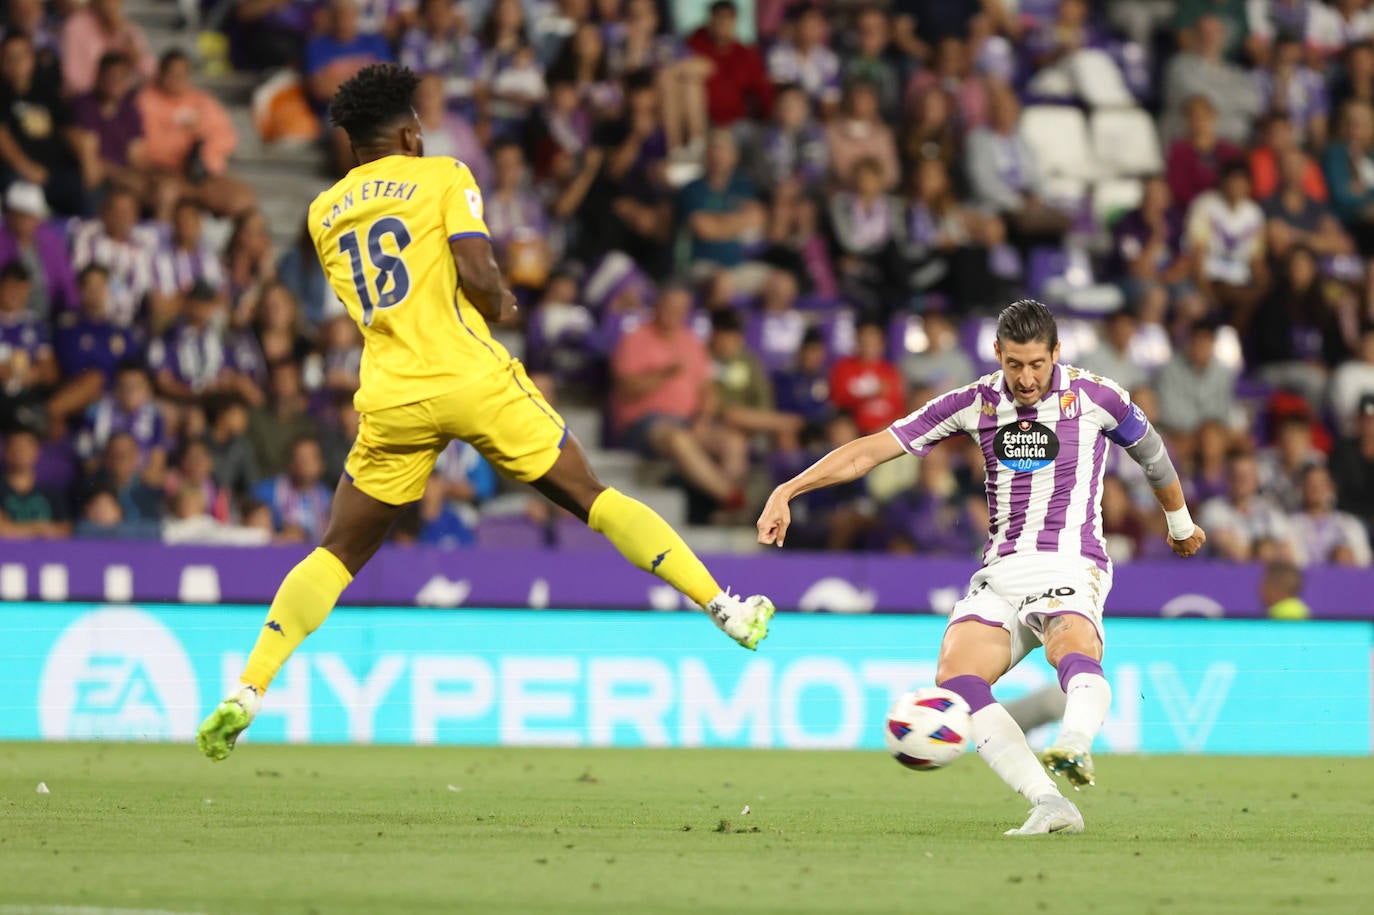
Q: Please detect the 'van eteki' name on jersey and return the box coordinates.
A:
[319,180,422,230]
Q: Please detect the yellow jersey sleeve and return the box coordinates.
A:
[442,160,491,241]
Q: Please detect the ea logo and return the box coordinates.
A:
[38,608,199,740]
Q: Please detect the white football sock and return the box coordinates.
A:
[1055,672,1112,754]
[971,703,1060,804]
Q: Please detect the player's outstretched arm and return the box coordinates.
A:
[1122,424,1206,557]
[757,431,904,547]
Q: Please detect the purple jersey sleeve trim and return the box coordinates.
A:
[448,231,490,242]
[1105,402,1149,447]
[888,384,979,456]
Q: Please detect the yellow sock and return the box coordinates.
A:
[240,547,353,692]
[588,488,722,608]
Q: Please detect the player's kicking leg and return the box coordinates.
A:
[530,436,774,649]
[196,479,402,760]
[935,620,1083,836]
[1038,614,1111,790]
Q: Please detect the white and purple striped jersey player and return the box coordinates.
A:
[887,362,1154,664]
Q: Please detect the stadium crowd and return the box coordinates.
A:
[0,0,1372,567]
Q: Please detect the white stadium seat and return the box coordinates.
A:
[1090,107,1164,178]
[1092,177,1145,228]
[1020,105,1097,183]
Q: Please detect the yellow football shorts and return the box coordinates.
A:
[344,360,567,505]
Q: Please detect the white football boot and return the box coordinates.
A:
[705,590,775,650]
[1004,795,1085,836]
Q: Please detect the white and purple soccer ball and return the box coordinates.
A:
[884,687,973,771]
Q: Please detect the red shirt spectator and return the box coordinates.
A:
[686,1,773,126]
[829,321,905,434]
[1166,95,1245,211]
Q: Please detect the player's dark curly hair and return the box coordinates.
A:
[996,298,1059,350]
[329,64,421,147]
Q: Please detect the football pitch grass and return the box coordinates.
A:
[2,744,1372,915]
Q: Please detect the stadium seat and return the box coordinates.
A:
[1092,177,1145,230]
[1090,108,1164,178]
[1020,106,1097,185]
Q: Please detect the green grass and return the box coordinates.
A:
[2,744,1372,915]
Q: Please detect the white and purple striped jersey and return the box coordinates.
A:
[888,363,1148,571]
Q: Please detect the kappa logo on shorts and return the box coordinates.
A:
[993,420,1059,472]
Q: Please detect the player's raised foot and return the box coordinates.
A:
[196,684,262,762]
[705,590,775,650]
[1003,795,1084,836]
[1041,746,1096,789]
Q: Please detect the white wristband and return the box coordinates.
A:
[1165,507,1195,541]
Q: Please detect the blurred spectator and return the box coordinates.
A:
[1167,94,1246,211]
[1259,412,1326,513]
[1101,473,1148,561]
[72,486,149,539]
[418,439,497,547]
[164,437,230,523]
[413,72,490,181]
[1250,245,1350,404]
[148,279,265,404]
[163,481,271,545]
[316,388,360,479]
[202,394,258,497]
[610,284,745,508]
[3,0,61,86]
[399,0,482,116]
[686,0,773,127]
[679,129,767,288]
[251,436,332,541]
[1083,309,1147,393]
[613,0,706,159]
[308,0,394,108]
[1263,151,1354,259]
[905,36,988,138]
[763,171,835,296]
[1183,419,1232,505]
[904,156,1006,312]
[70,187,163,328]
[253,282,313,367]
[0,427,68,537]
[49,266,140,435]
[223,208,277,322]
[153,199,227,304]
[1260,559,1310,620]
[0,31,98,218]
[75,363,168,483]
[826,79,899,191]
[881,441,979,556]
[310,314,362,397]
[1156,319,1237,439]
[900,311,975,392]
[843,5,901,121]
[901,83,961,172]
[547,20,617,120]
[277,223,343,326]
[247,359,319,478]
[487,141,555,291]
[59,0,154,97]
[772,325,832,427]
[829,318,904,435]
[1249,113,1328,203]
[1162,14,1261,143]
[1251,35,1329,148]
[966,83,1070,247]
[0,180,77,317]
[1331,393,1374,534]
[1289,464,1372,566]
[136,49,256,221]
[758,83,828,191]
[0,260,56,432]
[828,156,906,316]
[1322,99,1374,254]
[1199,448,1295,562]
[709,308,803,451]
[478,0,545,138]
[1184,161,1268,331]
[1330,324,1374,435]
[228,0,317,73]
[90,430,163,522]
[767,4,840,113]
[71,52,146,202]
[1331,39,1374,110]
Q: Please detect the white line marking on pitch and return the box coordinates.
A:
[0,906,207,915]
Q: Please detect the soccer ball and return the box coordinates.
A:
[884,687,973,770]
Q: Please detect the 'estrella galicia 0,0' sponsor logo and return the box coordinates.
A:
[994,420,1059,471]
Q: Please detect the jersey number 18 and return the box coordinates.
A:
[339,216,413,326]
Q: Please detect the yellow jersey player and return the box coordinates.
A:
[196,64,774,761]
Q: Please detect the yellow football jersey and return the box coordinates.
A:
[308,155,510,414]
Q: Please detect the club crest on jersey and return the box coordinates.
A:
[1059,391,1079,420]
[993,420,1059,472]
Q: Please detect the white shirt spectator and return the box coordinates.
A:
[1185,189,1266,285]
[1200,493,1294,557]
[1289,509,1372,566]
[70,219,161,328]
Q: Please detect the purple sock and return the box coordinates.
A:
[1057,652,1104,692]
[938,674,996,713]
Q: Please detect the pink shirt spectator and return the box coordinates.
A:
[610,323,710,432]
[136,84,238,175]
[60,8,155,96]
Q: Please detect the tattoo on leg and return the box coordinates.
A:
[1043,615,1071,639]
